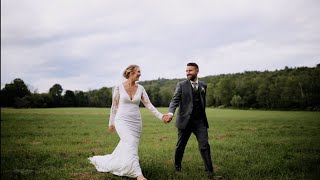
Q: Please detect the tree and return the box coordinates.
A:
[213,77,234,107]
[144,84,161,107]
[86,87,112,107]
[49,84,63,107]
[29,93,51,108]
[75,91,89,107]
[230,95,243,108]
[159,87,173,107]
[49,84,63,96]
[206,83,215,107]
[0,78,31,107]
[14,96,31,108]
[64,90,76,107]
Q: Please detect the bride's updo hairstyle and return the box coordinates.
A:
[123,65,139,79]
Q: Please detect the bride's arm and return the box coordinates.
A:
[141,86,163,120]
[109,85,120,127]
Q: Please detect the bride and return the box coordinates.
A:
[88,65,167,180]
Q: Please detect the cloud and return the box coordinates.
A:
[195,39,319,76]
[2,0,320,92]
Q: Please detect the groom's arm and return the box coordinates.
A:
[168,82,182,117]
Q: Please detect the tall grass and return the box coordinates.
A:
[1,108,319,179]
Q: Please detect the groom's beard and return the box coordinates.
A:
[187,74,197,81]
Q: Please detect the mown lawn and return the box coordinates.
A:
[1,108,319,179]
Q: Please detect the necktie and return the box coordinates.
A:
[192,82,197,92]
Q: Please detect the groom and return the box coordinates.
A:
[164,62,214,177]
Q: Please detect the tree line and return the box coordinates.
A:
[1,64,319,110]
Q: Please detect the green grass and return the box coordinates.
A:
[1,108,320,179]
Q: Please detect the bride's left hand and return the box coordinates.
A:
[108,125,115,133]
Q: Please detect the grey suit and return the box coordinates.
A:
[169,80,208,129]
[169,79,214,173]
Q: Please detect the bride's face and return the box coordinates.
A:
[131,67,141,81]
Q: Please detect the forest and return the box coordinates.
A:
[1,65,319,110]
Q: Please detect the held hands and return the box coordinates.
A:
[162,114,173,124]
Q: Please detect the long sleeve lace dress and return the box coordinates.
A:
[88,83,163,178]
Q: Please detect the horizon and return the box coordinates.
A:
[2,63,318,94]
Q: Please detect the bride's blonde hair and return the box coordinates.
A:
[123,65,139,79]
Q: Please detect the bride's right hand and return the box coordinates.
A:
[108,125,115,133]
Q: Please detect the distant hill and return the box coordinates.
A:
[2,65,319,110]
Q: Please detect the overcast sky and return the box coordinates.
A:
[2,0,319,93]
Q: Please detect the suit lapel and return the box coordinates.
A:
[187,80,193,99]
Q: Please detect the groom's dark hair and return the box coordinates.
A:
[187,62,199,69]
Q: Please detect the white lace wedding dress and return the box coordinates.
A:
[88,83,163,178]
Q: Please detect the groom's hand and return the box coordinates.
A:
[162,114,173,123]
[166,114,173,123]
[162,115,169,124]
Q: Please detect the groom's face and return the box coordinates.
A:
[186,66,198,81]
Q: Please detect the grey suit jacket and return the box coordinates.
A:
[169,79,208,129]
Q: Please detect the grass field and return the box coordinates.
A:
[1,108,320,179]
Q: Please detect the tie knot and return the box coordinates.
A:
[192,82,197,91]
